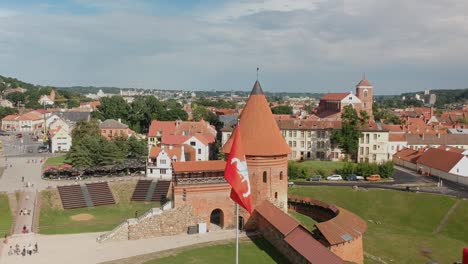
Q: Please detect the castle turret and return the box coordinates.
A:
[355,76,373,117]
[222,80,290,212]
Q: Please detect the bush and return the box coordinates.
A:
[337,162,356,175]
[379,161,395,178]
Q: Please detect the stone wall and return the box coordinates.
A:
[128,205,201,240]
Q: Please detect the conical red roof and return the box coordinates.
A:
[222,81,291,156]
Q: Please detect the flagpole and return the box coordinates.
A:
[236,203,239,264]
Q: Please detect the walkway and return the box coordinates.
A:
[0,230,239,264]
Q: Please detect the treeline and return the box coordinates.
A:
[92,96,188,133]
[192,97,236,109]
[67,120,147,168]
[58,86,121,95]
[336,161,394,178]
[0,106,17,119]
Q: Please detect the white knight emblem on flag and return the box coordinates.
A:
[230,158,251,198]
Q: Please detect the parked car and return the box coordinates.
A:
[326,174,343,181]
[0,131,8,136]
[309,175,323,181]
[346,174,365,181]
[37,145,49,153]
[16,133,23,138]
[366,174,381,181]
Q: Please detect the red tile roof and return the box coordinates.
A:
[148,120,216,143]
[393,148,425,163]
[2,114,19,121]
[320,93,350,101]
[284,226,344,264]
[389,133,407,142]
[222,81,291,156]
[255,200,299,236]
[356,78,372,86]
[417,148,464,173]
[172,160,226,173]
[149,145,195,160]
[161,135,190,145]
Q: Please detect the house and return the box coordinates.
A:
[161,134,210,161]
[147,119,216,147]
[357,125,390,163]
[0,99,13,108]
[49,117,73,133]
[49,127,72,153]
[406,133,468,150]
[387,133,408,159]
[1,111,44,132]
[79,101,101,111]
[38,90,56,106]
[146,144,195,179]
[100,119,135,139]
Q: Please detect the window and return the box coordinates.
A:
[365,147,369,155]
[288,141,292,147]
[274,192,278,199]
[280,171,283,180]
[349,97,352,100]
[307,142,311,148]
[360,147,363,155]
[198,149,201,154]
[263,171,267,183]
[364,90,368,97]
[160,169,166,174]
[293,141,297,147]
[374,134,377,140]
[372,154,377,161]
[373,145,377,151]
[160,159,166,164]
[293,131,297,137]
[366,134,369,144]
[289,131,292,137]
[190,141,196,146]
[150,169,153,174]
[300,141,304,148]
[360,137,364,143]
[301,131,304,137]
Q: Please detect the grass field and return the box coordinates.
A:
[294,160,345,177]
[0,194,12,235]
[288,209,316,230]
[144,237,289,264]
[39,192,159,234]
[43,156,70,167]
[289,186,467,264]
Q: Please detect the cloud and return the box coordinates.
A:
[0,0,467,94]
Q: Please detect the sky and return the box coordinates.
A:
[0,0,468,95]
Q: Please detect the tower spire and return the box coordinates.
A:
[256,67,259,81]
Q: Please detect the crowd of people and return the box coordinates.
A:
[7,243,38,256]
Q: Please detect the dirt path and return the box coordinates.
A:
[433,199,461,234]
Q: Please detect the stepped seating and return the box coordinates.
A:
[151,180,171,202]
[131,180,152,202]
[86,182,115,207]
[58,185,87,210]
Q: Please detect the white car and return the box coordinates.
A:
[356,175,365,181]
[327,175,343,181]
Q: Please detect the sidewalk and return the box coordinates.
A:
[0,230,239,264]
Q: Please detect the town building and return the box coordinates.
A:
[406,133,468,150]
[49,127,72,153]
[147,144,195,179]
[79,101,101,111]
[38,90,56,106]
[317,77,373,119]
[100,119,135,139]
[1,111,44,132]
[0,99,13,108]
[357,126,390,163]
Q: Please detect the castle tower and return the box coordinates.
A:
[222,80,291,213]
[355,75,373,117]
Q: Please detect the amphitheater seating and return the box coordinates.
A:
[131,180,152,202]
[86,182,116,206]
[58,185,87,210]
[151,180,171,202]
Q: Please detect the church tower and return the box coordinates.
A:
[222,80,291,213]
[355,75,373,117]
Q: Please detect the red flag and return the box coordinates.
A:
[224,125,253,215]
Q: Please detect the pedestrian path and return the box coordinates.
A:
[12,191,36,235]
[0,229,239,264]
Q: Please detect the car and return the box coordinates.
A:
[366,174,381,181]
[27,148,33,153]
[16,133,23,138]
[309,175,323,181]
[0,132,8,136]
[326,174,343,181]
[37,146,49,153]
[346,174,365,181]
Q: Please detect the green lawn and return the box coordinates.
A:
[144,237,289,264]
[43,156,70,167]
[0,194,12,235]
[294,160,345,177]
[289,186,467,264]
[288,209,317,231]
[39,199,159,234]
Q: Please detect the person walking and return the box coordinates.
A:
[34,242,38,253]
[22,176,24,182]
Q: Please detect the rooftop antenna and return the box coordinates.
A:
[256,67,259,81]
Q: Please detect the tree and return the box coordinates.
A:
[6,92,25,105]
[94,96,130,122]
[330,105,361,161]
[271,105,293,115]
[71,119,101,143]
[67,143,93,169]
[100,140,124,165]
[0,107,18,119]
[127,136,148,158]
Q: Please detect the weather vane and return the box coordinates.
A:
[256,66,259,81]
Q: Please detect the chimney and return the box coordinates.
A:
[180,145,186,162]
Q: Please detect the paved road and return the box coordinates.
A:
[293,167,468,198]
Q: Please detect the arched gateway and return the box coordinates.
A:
[210,209,224,228]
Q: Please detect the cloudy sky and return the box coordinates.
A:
[1,0,468,94]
